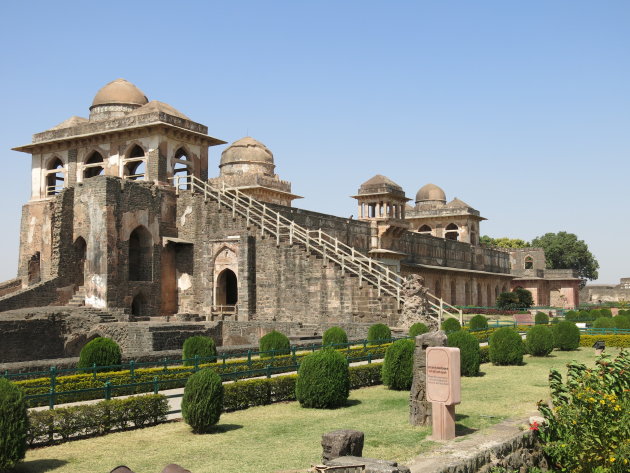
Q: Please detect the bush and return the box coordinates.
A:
[513,287,534,308]
[489,327,524,365]
[564,310,577,321]
[447,331,480,376]
[468,314,488,331]
[441,318,461,334]
[295,349,349,408]
[553,321,580,351]
[367,323,391,345]
[322,327,348,347]
[181,369,224,433]
[259,330,291,358]
[496,291,520,310]
[182,336,217,366]
[588,309,602,320]
[0,378,28,470]
[534,312,549,325]
[408,322,429,337]
[381,339,415,390]
[77,337,122,371]
[592,317,614,329]
[579,334,630,348]
[479,345,490,364]
[537,350,630,473]
[526,326,554,356]
[27,395,168,446]
[577,310,594,321]
[600,308,613,317]
[613,315,630,329]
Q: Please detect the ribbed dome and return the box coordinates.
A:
[220,137,274,167]
[91,79,149,108]
[415,183,446,203]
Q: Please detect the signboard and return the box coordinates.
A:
[426,347,461,405]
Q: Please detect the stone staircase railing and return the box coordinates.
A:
[174,175,462,324]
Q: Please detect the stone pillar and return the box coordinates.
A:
[409,330,448,426]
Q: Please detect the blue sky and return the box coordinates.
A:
[0,1,628,283]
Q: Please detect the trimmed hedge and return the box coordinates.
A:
[182,369,224,433]
[592,317,614,329]
[259,330,291,358]
[613,315,630,329]
[408,322,429,337]
[0,378,28,471]
[447,331,480,376]
[322,327,348,346]
[553,321,580,351]
[367,324,391,345]
[381,339,415,390]
[489,327,524,365]
[579,334,630,348]
[525,325,554,356]
[479,345,490,364]
[27,395,168,446]
[182,336,217,366]
[534,312,549,325]
[441,318,461,334]
[77,337,122,371]
[296,349,349,408]
[468,314,488,332]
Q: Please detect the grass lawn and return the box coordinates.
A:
[19,347,619,473]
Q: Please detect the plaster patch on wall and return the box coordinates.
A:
[181,206,193,226]
[28,217,37,244]
[178,273,192,291]
[85,295,106,308]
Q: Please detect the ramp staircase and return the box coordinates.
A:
[174,175,463,324]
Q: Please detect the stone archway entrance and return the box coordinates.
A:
[216,269,238,306]
[73,237,87,286]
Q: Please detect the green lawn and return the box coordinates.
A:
[19,347,618,473]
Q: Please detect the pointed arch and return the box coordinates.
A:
[128,225,153,281]
[73,236,87,286]
[445,223,459,241]
[45,157,65,196]
[84,151,105,179]
[124,144,147,181]
[524,255,534,269]
[418,224,432,235]
[173,146,192,190]
[216,268,238,306]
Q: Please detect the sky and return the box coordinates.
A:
[0,1,628,284]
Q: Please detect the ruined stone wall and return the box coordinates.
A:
[0,279,63,312]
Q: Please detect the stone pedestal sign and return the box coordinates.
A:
[426,347,460,441]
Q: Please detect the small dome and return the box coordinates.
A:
[91,79,149,108]
[415,183,446,204]
[220,137,274,168]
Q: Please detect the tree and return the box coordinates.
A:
[480,236,530,248]
[531,232,599,282]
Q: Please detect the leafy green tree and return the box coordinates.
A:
[531,232,599,282]
[480,236,530,248]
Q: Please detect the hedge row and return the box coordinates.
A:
[18,344,390,406]
[27,395,168,446]
[579,334,630,348]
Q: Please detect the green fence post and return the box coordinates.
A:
[368,353,372,364]
[129,360,135,380]
[49,366,57,394]
[163,358,168,372]
[104,381,112,401]
[193,355,199,372]
[271,348,275,361]
[311,344,315,353]
[266,365,272,379]
[48,386,55,410]
[92,363,97,379]
[291,346,297,364]
[363,340,367,349]
[222,353,227,366]
[153,376,159,394]
[247,350,252,369]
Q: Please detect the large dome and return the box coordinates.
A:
[220,137,274,167]
[91,79,149,108]
[415,183,446,204]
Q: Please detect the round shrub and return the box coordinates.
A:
[599,308,613,318]
[468,314,488,332]
[367,323,391,345]
[322,326,348,347]
[296,349,349,408]
[181,368,224,433]
[0,378,28,471]
[182,336,217,366]
[554,321,580,351]
[564,310,577,321]
[577,310,593,321]
[589,309,602,319]
[613,315,630,329]
[447,331,480,376]
[525,325,554,356]
[381,339,415,390]
[259,330,290,358]
[489,327,524,365]
[534,312,549,325]
[408,322,429,337]
[77,337,122,370]
[441,318,461,334]
[592,317,614,329]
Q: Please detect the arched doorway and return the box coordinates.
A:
[129,226,153,281]
[131,293,149,317]
[73,237,87,286]
[216,269,238,306]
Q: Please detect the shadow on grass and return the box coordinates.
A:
[16,459,68,473]
[344,399,362,408]
[212,423,244,433]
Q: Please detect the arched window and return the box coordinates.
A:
[524,256,533,270]
[46,158,64,196]
[173,147,192,190]
[445,223,459,241]
[124,145,146,181]
[216,269,238,306]
[128,226,153,281]
[418,224,432,235]
[83,151,105,179]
